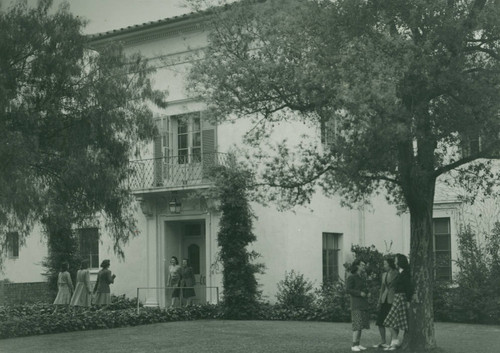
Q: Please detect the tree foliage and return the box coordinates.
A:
[40,217,80,293]
[188,0,500,349]
[0,0,166,267]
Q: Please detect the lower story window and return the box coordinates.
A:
[7,232,19,258]
[433,217,452,281]
[77,228,99,269]
[323,232,341,283]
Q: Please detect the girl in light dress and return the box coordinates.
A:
[70,259,92,310]
[167,256,182,307]
[53,262,74,313]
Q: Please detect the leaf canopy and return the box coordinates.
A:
[0,0,166,264]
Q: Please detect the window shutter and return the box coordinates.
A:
[154,134,163,186]
[201,112,216,177]
[202,129,216,177]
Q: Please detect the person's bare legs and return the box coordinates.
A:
[378,325,387,345]
[389,328,400,347]
[352,330,362,347]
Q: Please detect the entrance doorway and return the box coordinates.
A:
[181,221,206,304]
[165,219,206,305]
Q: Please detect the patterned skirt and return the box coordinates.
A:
[383,293,409,331]
[351,309,370,331]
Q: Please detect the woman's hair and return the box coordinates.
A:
[350,259,364,274]
[60,262,69,272]
[171,256,179,265]
[385,256,396,270]
[100,259,110,268]
[80,259,89,269]
[396,254,410,271]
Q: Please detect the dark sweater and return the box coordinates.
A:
[393,269,413,301]
[346,273,369,310]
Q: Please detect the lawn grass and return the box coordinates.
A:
[1,320,499,353]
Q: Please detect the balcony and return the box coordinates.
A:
[128,152,229,192]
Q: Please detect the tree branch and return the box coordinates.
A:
[433,141,500,178]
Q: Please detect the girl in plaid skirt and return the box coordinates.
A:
[383,254,413,351]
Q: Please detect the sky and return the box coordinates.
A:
[2,0,194,34]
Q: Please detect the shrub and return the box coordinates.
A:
[433,224,500,325]
[0,303,223,339]
[276,270,315,311]
[313,281,350,322]
[108,294,141,310]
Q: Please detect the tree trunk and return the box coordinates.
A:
[407,183,437,351]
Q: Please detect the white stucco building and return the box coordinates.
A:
[1,11,464,307]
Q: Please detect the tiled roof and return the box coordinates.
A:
[87,11,200,40]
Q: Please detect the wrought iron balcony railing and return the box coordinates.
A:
[128,152,229,191]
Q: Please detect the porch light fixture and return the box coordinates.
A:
[169,198,181,214]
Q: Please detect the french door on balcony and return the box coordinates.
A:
[154,112,215,186]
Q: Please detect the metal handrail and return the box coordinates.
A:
[136,286,220,314]
[128,152,230,190]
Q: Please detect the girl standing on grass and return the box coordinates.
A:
[53,262,73,313]
[346,259,370,352]
[383,254,413,351]
[373,256,399,349]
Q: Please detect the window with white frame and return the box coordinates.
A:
[433,218,452,281]
[7,232,19,258]
[155,112,214,164]
[176,113,202,164]
[77,228,99,269]
[322,232,341,283]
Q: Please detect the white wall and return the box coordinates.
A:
[1,224,47,283]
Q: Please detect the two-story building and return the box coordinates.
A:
[1,10,464,307]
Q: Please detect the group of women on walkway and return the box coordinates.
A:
[53,259,116,312]
[346,254,413,352]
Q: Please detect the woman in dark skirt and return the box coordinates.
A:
[373,256,398,349]
[346,259,370,352]
[93,259,116,308]
[383,254,413,351]
[180,258,196,305]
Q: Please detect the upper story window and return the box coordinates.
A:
[461,134,482,158]
[7,232,19,258]
[77,227,99,269]
[177,113,201,164]
[320,117,337,147]
[155,111,215,164]
[433,217,452,282]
